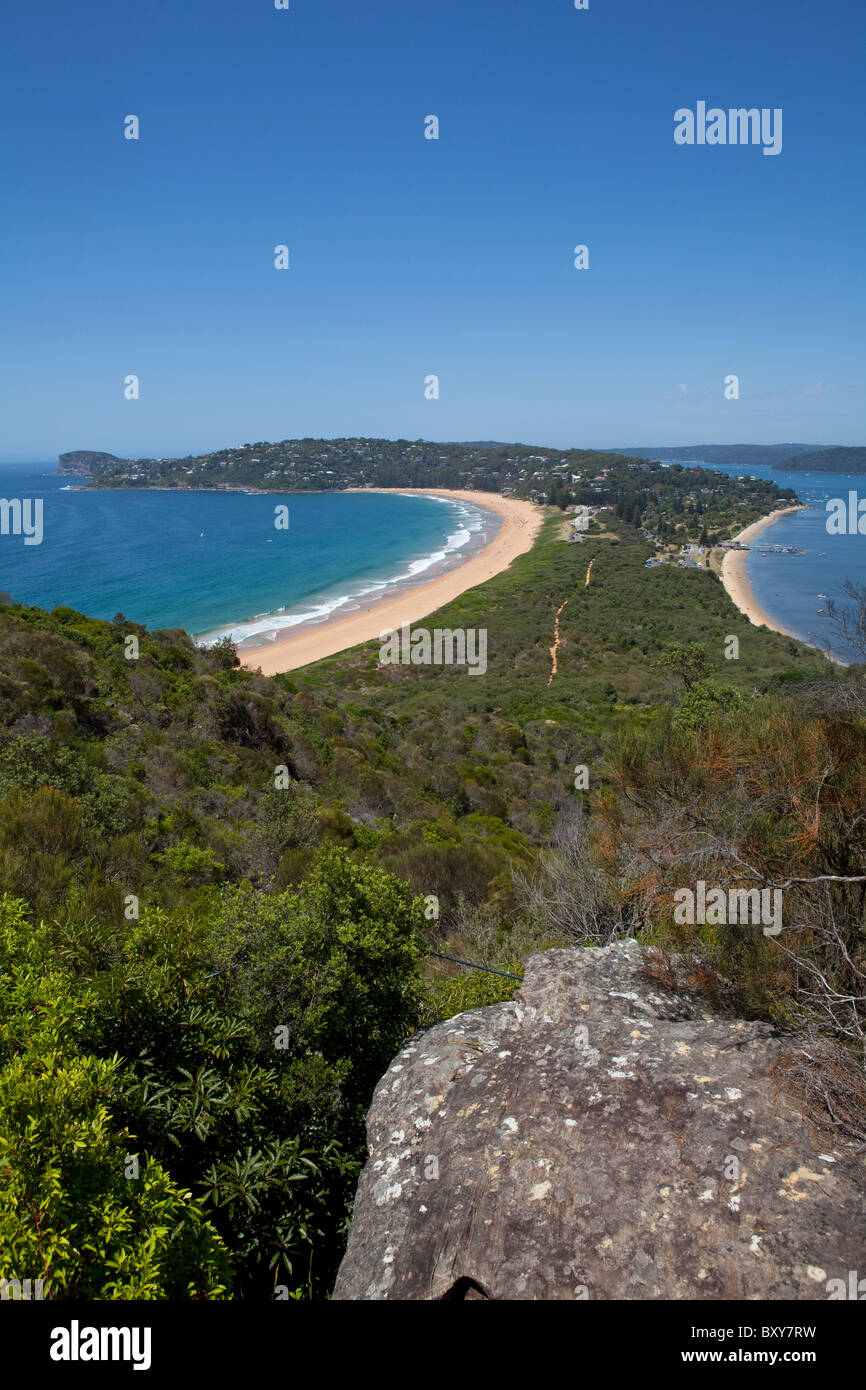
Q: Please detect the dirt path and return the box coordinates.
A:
[585,556,596,587]
[547,598,569,686]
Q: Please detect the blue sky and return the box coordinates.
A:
[1,0,864,461]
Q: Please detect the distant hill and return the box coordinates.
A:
[617,444,835,469]
[56,438,642,499]
[772,446,866,473]
[58,450,132,475]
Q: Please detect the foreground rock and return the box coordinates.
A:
[332,940,865,1300]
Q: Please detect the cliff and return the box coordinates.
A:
[333,940,865,1300]
[57,450,131,475]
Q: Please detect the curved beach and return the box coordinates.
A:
[240,488,544,676]
[720,506,805,636]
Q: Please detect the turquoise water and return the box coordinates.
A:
[2,460,863,664]
[0,465,493,644]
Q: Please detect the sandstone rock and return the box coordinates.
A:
[57,451,130,476]
[332,940,865,1300]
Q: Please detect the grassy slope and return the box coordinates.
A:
[0,507,859,1298]
[291,512,829,720]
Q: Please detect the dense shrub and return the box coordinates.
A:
[0,900,230,1299]
[0,850,424,1299]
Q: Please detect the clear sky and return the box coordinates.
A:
[1,0,864,461]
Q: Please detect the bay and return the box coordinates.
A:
[668,460,866,665]
[0,464,491,644]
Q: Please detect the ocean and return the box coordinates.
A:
[1,461,863,665]
[677,461,866,665]
[0,464,495,647]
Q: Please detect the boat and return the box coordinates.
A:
[817,593,828,599]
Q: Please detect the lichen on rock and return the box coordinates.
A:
[332,941,865,1301]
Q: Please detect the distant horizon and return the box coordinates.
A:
[0,437,859,467]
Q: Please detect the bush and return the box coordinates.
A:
[156,840,226,886]
[209,847,426,1115]
[420,964,522,1025]
[0,899,230,1299]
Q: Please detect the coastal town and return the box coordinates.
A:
[59,440,798,550]
[639,515,808,573]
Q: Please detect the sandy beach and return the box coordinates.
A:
[720,506,806,635]
[239,488,544,676]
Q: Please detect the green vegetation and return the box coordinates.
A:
[773,446,866,473]
[0,851,422,1299]
[61,437,638,498]
[625,443,838,469]
[1,475,864,1298]
[62,436,799,518]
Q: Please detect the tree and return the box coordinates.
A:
[654,642,714,693]
[0,899,230,1299]
[672,678,745,732]
[209,635,240,670]
[210,847,426,1114]
[827,580,866,662]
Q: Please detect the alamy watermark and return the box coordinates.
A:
[826,492,866,535]
[675,103,782,156]
[0,498,43,545]
[673,880,783,937]
[1,1277,45,1299]
[379,623,487,675]
[50,1323,151,1371]
[826,1270,866,1300]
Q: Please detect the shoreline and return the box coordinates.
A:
[720,505,845,665]
[238,489,544,676]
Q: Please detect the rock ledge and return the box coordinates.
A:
[333,941,865,1300]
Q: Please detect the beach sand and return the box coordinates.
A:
[720,506,806,635]
[239,488,544,676]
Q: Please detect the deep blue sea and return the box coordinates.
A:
[1,461,864,664]
[668,461,866,665]
[0,464,491,645]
